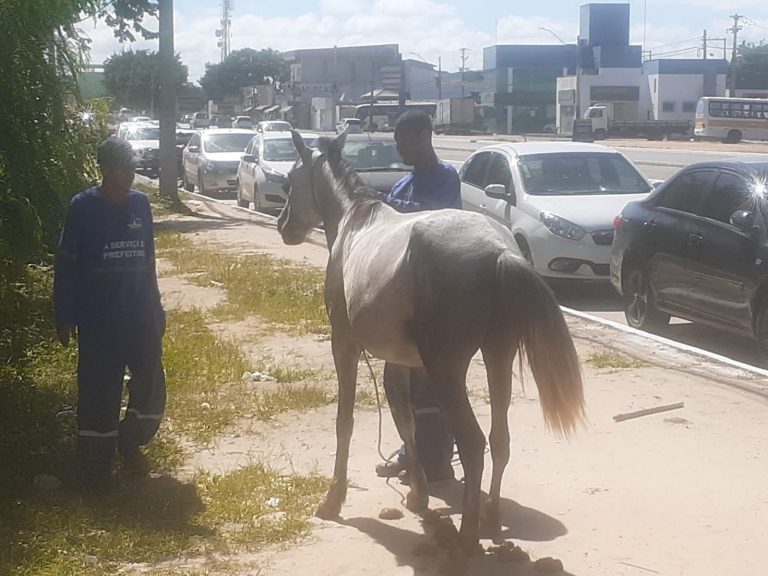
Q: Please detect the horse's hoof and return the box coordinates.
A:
[315,499,341,520]
[479,508,501,537]
[406,490,429,512]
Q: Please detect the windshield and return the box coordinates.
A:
[203,133,254,153]
[518,152,651,195]
[127,126,159,141]
[263,122,291,132]
[342,140,408,171]
[263,138,315,162]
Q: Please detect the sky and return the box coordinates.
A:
[80,0,768,82]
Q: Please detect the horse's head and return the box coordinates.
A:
[278,129,347,245]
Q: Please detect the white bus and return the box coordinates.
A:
[694,97,768,143]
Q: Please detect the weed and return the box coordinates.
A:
[587,350,647,369]
[156,235,329,335]
[255,385,333,421]
[254,356,318,384]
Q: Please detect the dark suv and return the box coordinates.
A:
[611,158,768,353]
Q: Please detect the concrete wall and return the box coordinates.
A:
[647,73,727,120]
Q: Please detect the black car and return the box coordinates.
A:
[611,158,768,352]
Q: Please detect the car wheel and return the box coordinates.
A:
[515,235,534,267]
[253,184,262,212]
[182,168,194,192]
[593,129,606,140]
[622,263,670,331]
[724,129,742,144]
[198,170,207,195]
[236,182,248,208]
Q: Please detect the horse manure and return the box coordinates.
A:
[486,541,530,563]
[413,542,440,557]
[432,516,461,549]
[534,557,564,573]
[378,507,404,520]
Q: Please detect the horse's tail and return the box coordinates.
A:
[495,251,586,437]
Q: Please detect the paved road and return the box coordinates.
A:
[169,137,767,368]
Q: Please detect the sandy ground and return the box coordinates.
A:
[151,194,768,576]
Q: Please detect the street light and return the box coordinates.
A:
[539,27,569,45]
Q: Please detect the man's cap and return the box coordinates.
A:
[97,137,137,170]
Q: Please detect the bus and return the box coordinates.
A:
[354,101,437,131]
[694,97,768,143]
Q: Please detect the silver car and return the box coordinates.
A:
[181,129,255,195]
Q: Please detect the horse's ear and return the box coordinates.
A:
[291,130,312,163]
[335,128,347,151]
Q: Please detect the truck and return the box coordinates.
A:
[584,103,691,140]
[434,98,475,134]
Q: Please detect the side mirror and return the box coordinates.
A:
[187,145,199,153]
[730,210,756,232]
[242,154,256,163]
[485,183,516,205]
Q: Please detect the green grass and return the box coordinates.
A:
[0,465,328,576]
[135,182,192,217]
[255,385,332,421]
[156,233,329,335]
[253,355,319,384]
[586,350,648,369]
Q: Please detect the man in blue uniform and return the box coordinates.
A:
[376,110,461,483]
[55,137,166,489]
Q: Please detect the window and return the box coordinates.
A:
[700,172,753,225]
[657,169,716,213]
[653,78,657,93]
[188,134,200,147]
[461,152,491,188]
[682,102,696,113]
[662,101,675,113]
[485,153,513,192]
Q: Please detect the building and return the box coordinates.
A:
[555,3,728,133]
[482,44,578,133]
[284,44,402,129]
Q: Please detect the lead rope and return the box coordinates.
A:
[362,349,399,464]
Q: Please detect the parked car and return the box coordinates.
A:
[175,129,196,173]
[190,112,210,129]
[236,131,319,211]
[232,116,254,129]
[236,132,410,212]
[124,123,160,176]
[611,159,768,353]
[336,118,363,134]
[255,120,292,133]
[459,142,653,281]
[181,128,255,195]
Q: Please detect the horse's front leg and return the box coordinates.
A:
[316,330,362,519]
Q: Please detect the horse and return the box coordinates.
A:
[277,130,586,553]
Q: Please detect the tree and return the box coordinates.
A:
[735,43,768,90]
[200,48,289,100]
[104,49,187,113]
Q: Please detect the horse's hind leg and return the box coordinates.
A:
[382,363,428,512]
[425,356,485,554]
[479,341,515,536]
[316,332,361,519]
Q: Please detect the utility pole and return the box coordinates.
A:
[437,56,442,100]
[331,45,337,130]
[158,0,177,199]
[216,0,232,63]
[703,29,707,60]
[459,47,469,98]
[728,13,744,96]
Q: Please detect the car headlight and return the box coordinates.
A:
[263,166,287,184]
[540,212,585,241]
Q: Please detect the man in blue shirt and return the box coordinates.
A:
[55,137,166,489]
[376,110,460,483]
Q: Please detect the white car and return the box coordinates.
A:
[236,131,318,211]
[256,120,292,133]
[124,123,160,175]
[460,142,653,281]
[181,129,256,195]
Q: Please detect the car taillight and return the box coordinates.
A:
[612,215,622,230]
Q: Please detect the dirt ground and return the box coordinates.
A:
[152,195,768,576]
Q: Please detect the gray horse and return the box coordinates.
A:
[277,130,585,552]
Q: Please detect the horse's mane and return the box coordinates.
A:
[313,137,385,206]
